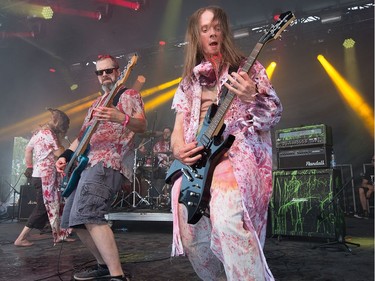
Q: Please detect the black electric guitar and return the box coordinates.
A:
[165,11,296,224]
[60,54,138,197]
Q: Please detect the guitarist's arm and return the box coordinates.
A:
[92,105,147,133]
[56,138,79,174]
[171,111,203,166]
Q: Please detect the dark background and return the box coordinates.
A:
[0,1,373,194]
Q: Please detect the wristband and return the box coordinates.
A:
[122,114,130,127]
[59,149,74,162]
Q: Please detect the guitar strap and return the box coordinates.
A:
[112,87,128,106]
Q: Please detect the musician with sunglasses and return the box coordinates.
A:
[168,7,282,280]
[56,54,147,281]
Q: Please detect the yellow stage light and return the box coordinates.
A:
[41,6,54,19]
[343,38,355,49]
[141,77,181,98]
[0,92,100,141]
[144,88,177,112]
[266,62,277,80]
[317,55,374,137]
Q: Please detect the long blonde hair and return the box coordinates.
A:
[182,6,244,80]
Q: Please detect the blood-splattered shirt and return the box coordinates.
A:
[78,88,145,181]
[27,129,60,178]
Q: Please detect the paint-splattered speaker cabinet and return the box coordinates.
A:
[18,185,37,220]
[270,169,345,239]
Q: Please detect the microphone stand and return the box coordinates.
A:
[2,176,22,222]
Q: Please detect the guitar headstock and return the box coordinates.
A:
[259,11,296,45]
[116,53,138,87]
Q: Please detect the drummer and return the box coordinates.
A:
[153,127,173,173]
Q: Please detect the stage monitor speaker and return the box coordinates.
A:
[270,169,345,239]
[18,185,37,220]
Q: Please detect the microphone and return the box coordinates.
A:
[64,136,72,145]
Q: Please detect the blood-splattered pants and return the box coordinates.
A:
[174,159,273,281]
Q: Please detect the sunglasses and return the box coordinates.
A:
[95,67,118,76]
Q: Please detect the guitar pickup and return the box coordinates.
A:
[181,168,193,181]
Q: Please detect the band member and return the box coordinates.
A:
[56,54,147,281]
[355,156,374,219]
[15,108,73,247]
[153,127,173,174]
[153,127,173,202]
[168,6,282,280]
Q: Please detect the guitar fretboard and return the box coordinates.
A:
[202,42,264,142]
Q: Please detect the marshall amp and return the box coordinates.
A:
[18,185,37,220]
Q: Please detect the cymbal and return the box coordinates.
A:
[138,130,163,138]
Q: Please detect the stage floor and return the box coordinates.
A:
[0,211,373,281]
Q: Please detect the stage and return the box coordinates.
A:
[0,210,373,281]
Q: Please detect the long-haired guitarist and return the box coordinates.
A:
[56,54,147,281]
[168,6,283,280]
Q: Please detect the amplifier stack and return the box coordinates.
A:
[275,124,333,170]
[271,124,344,240]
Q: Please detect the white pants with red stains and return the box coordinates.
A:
[175,160,274,281]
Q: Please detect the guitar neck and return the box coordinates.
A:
[204,42,264,139]
[73,89,119,159]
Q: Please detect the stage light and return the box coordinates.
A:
[0,92,102,141]
[141,77,181,98]
[266,62,277,80]
[41,6,54,20]
[320,12,342,24]
[144,88,177,112]
[159,41,166,46]
[70,84,78,91]
[97,1,146,11]
[343,38,355,49]
[317,55,374,136]
[49,68,56,73]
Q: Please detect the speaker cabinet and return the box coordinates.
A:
[270,169,345,239]
[18,185,37,220]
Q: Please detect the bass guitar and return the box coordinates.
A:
[165,11,295,224]
[60,54,138,197]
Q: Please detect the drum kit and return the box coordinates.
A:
[111,130,172,210]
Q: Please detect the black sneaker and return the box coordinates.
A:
[109,272,132,281]
[74,264,111,280]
